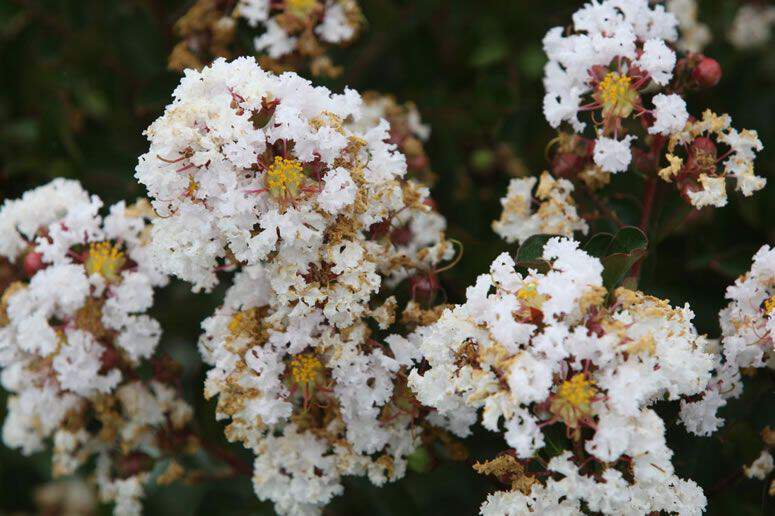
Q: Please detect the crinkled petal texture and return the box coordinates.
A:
[407,237,714,515]
[148,58,456,515]
[0,180,191,514]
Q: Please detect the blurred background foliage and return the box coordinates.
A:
[0,0,773,514]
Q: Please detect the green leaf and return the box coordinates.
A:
[591,226,648,290]
[582,232,614,258]
[514,234,557,271]
[607,226,647,256]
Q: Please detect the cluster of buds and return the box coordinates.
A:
[542,0,765,210]
[0,180,195,515]
[137,57,456,514]
[407,238,715,514]
[238,0,363,77]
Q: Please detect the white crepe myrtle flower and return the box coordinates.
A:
[660,110,766,209]
[0,180,193,515]
[492,171,588,244]
[236,0,363,77]
[649,93,689,135]
[728,4,775,50]
[681,245,775,437]
[744,450,774,480]
[636,39,677,86]
[137,57,450,294]
[542,0,679,135]
[593,135,636,173]
[407,237,714,514]
[153,58,456,514]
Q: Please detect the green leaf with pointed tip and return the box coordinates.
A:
[514,234,557,272]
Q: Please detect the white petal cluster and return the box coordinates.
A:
[407,237,714,514]
[137,57,448,293]
[0,180,191,515]
[680,246,775,437]
[492,172,588,244]
[720,245,775,369]
[728,4,775,50]
[648,93,689,136]
[145,58,452,514]
[542,0,678,132]
[663,110,766,209]
[593,135,636,173]
[237,0,361,61]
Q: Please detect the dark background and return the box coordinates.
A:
[0,0,773,514]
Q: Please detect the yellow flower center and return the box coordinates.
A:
[266,156,304,200]
[186,177,199,198]
[597,72,638,118]
[85,242,126,282]
[286,0,318,18]
[289,354,322,385]
[556,373,596,408]
[764,295,775,315]
[517,283,538,301]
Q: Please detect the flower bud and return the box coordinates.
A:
[692,56,722,89]
[22,251,45,277]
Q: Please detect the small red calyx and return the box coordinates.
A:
[22,251,45,277]
[410,272,441,304]
[692,56,722,89]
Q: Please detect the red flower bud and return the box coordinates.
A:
[409,272,440,304]
[22,251,45,277]
[692,56,722,89]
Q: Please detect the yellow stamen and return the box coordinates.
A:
[764,295,775,315]
[289,353,322,385]
[266,156,304,200]
[286,0,318,18]
[186,177,199,198]
[85,242,126,282]
[556,373,596,408]
[597,72,638,118]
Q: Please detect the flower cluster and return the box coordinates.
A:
[138,57,454,514]
[542,0,765,209]
[492,171,588,245]
[659,110,765,208]
[238,0,363,77]
[0,180,194,515]
[407,237,714,514]
[728,3,775,50]
[679,244,775,438]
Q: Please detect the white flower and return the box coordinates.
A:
[636,38,677,85]
[744,450,774,480]
[593,135,636,173]
[492,172,588,245]
[649,93,689,135]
